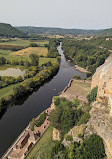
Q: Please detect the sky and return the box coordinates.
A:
[0,0,112,30]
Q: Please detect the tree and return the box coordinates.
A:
[13,85,26,99]
[0,57,6,65]
[24,60,30,68]
[68,134,106,159]
[87,87,98,104]
[29,54,39,66]
[29,43,38,47]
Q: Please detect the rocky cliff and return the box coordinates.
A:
[85,101,112,159]
[91,55,112,158]
[91,54,112,117]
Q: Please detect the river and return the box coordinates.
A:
[0,43,86,157]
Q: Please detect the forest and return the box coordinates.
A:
[62,37,112,74]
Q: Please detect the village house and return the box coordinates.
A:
[7,107,52,159]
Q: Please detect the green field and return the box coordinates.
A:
[0,49,12,58]
[26,126,53,159]
[0,64,25,70]
[0,44,57,71]
[0,39,49,47]
[0,38,58,102]
[39,58,57,66]
[12,47,48,57]
[0,83,20,100]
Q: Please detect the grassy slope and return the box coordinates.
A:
[26,126,53,159]
[0,23,24,37]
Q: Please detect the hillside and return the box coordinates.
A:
[101,28,112,36]
[0,23,24,37]
[16,26,102,35]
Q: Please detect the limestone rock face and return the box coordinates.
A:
[69,124,86,143]
[53,128,60,141]
[85,101,112,159]
[91,55,112,116]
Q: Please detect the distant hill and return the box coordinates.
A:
[16,26,102,35]
[100,28,112,36]
[0,23,24,37]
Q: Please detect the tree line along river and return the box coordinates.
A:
[0,43,86,157]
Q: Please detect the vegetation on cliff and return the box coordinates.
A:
[50,97,90,139]
[87,86,98,104]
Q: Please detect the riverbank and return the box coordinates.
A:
[75,65,90,73]
[0,42,86,157]
[64,54,89,73]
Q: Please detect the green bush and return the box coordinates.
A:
[72,98,80,107]
[29,43,38,47]
[36,112,47,127]
[53,96,60,106]
[87,87,98,104]
[77,112,90,125]
[66,135,73,141]
[72,75,81,80]
[68,134,106,159]
[50,98,88,139]
[78,133,84,138]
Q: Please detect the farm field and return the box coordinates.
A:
[26,126,53,159]
[0,47,56,69]
[12,47,48,57]
[0,39,49,47]
[0,47,56,72]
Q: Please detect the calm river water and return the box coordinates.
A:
[0,43,86,157]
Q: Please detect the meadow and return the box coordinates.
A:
[0,39,49,47]
[0,38,56,68]
[12,47,48,57]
